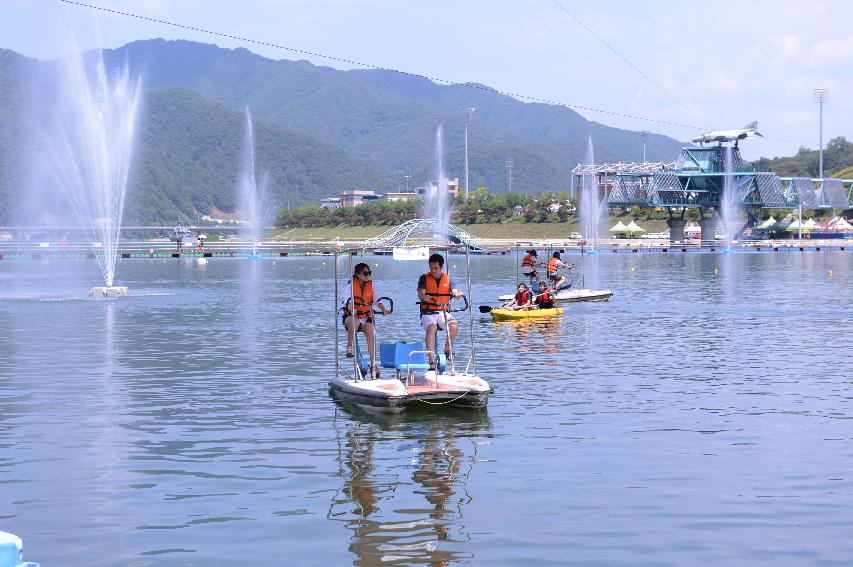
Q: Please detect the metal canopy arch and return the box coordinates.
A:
[363,218,486,249]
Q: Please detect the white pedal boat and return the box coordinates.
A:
[329,341,491,411]
[498,288,613,303]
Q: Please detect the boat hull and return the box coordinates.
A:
[489,307,564,320]
[328,373,491,410]
[498,289,613,303]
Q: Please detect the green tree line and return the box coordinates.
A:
[276,188,579,227]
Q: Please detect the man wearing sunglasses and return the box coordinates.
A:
[342,262,389,378]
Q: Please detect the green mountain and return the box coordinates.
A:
[0,39,693,224]
[131,88,395,223]
[753,137,853,178]
[0,48,395,224]
[105,39,686,191]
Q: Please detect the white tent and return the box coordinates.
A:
[755,216,776,229]
[832,217,853,230]
[624,220,646,234]
[608,221,628,233]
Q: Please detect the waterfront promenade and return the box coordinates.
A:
[0,237,849,259]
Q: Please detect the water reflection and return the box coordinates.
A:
[329,399,491,565]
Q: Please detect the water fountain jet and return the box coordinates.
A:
[237,109,272,259]
[41,35,142,298]
[580,135,605,252]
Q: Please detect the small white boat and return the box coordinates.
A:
[498,288,612,303]
[331,245,492,411]
[329,342,491,411]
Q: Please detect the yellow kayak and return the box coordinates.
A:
[489,307,564,321]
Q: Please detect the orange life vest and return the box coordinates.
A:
[547,257,559,275]
[522,253,535,268]
[351,277,374,318]
[421,273,451,313]
[536,286,554,304]
[515,289,532,304]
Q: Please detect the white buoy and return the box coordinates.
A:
[197,257,207,265]
[89,286,128,299]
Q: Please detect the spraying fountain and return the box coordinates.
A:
[420,124,451,241]
[719,145,739,250]
[42,36,142,298]
[579,135,605,252]
[237,108,271,260]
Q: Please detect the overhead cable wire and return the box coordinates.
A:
[58,0,705,130]
[551,0,815,147]
[550,0,711,129]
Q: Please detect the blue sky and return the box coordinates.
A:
[4,0,852,161]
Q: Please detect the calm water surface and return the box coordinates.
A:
[1,252,852,565]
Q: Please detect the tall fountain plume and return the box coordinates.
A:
[580,135,605,249]
[237,108,272,257]
[42,36,142,294]
[421,124,451,241]
[719,145,739,249]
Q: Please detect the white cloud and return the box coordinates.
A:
[751,35,801,65]
[810,36,853,67]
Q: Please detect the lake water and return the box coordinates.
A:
[1,251,852,565]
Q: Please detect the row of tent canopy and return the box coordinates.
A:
[755,215,853,232]
[608,220,645,234]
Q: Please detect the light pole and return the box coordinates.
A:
[463,107,475,201]
[814,88,828,178]
[640,130,648,163]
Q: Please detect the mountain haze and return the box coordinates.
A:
[0,39,689,224]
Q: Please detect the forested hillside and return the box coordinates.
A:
[753,137,853,178]
[3,39,845,226]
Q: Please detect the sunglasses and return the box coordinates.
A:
[361,271,372,276]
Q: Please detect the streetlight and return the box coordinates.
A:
[464,107,475,201]
[640,130,648,163]
[813,88,828,179]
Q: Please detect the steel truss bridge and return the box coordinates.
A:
[573,146,853,211]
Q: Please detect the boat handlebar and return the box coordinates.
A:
[417,294,468,313]
[373,296,394,315]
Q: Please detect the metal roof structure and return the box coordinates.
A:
[604,145,853,210]
[571,162,676,176]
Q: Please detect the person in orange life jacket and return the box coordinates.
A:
[547,251,573,290]
[342,262,389,377]
[535,281,555,309]
[417,253,462,370]
[502,282,534,310]
[521,249,540,281]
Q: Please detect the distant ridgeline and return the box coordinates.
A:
[6,40,846,226]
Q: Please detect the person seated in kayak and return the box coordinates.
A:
[418,253,463,371]
[503,282,535,310]
[342,262,389,378]
[534,281,555,309]
[521,249,540,281]
[547,251,574,290]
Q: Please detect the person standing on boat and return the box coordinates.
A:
[418,253,462,370]
[343,262,389,378]
[503,282,534,310]
[521,250,540,281]
[547,251,573,290]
